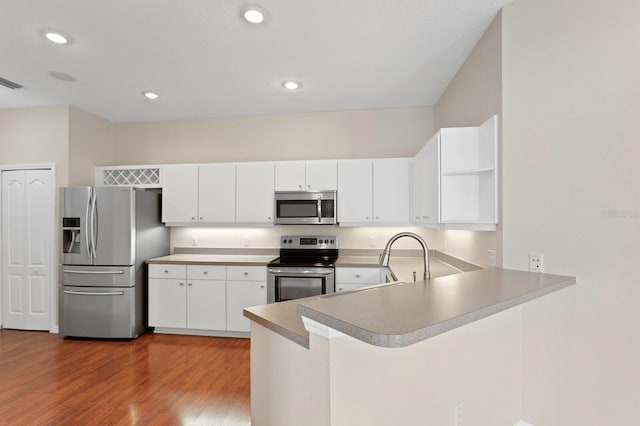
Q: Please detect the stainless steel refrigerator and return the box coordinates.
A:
[59,186,169,338]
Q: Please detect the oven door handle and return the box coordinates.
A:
[268,269,334,276]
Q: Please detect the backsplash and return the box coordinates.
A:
[171,225,444,252]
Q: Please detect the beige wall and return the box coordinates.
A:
[434,13,503,267]
[0,105,70,187]
[502,0,640,424]
[68,106,115,185]
[112,107,434,164]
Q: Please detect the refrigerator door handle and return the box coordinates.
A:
[63,290,125,296]
[63,269,125,275]
[85,189,92,258]
[90,187,97,258]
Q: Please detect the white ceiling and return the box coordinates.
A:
[0,0,513,123]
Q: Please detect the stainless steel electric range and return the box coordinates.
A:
[267,235,338,303]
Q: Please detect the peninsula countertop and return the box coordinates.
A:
[244,267,576,349]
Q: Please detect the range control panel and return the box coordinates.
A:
[280,235,337,249]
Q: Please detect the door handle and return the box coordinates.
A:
[63,269,125,275]
[63,290,125,296]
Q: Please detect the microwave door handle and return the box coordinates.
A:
[317,197,322,223]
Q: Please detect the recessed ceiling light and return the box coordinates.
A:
[282,81,302,90]
[43,31,69,45]
[142,91,160,100]
[243,6,266,24]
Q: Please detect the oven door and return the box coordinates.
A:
[267,267,335,303]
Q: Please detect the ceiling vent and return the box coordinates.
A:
[0,77,23,89]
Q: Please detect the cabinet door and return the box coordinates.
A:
[337,160,372,223]
[199,163,236,222]
[306,161,337,191]
[236,163,275,223]
[161,165,198,223]
[417,133,440,224]
[226,281,267,332]
[274,162,305,191]
[148,278,186,328]
[186,280,226,330]
[372,158,410,223]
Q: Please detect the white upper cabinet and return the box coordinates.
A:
[236,162,275,224]
[305,160,337,190]
[161,164,199,223]
[412,133,441,225]
[274,160,337,191]
[338,158,411,225]
[372,158,411,223]
[414,115,498,230]
[162,163,236,224]
[198,163,236,222]
[337,159,373,224]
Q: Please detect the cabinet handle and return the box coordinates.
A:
[191,217,196,220]
[298,185,302,189]
[260,285,265,289]
[423,215,429,219]
[268,216,272,220]
[338,287,343,291]
[365,216,370,220]
[203,271,208,275]
[244,272,249,276]
[307,185,311,189]
[188,283,192,287]
[355,274,360,278]
[375,216,380,220]
[179,282,184,287]
[164,270,169,273]
[199,217,203,220]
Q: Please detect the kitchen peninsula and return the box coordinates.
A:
[244,267,576,426]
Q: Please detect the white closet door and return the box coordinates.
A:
[2,169,53,330]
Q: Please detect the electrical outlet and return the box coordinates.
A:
[191,234,198,246]
[369,236,376,247]
[243,236,250,247]
[487,250,496,266]
[455,402,464,426]
[529,252,543,272]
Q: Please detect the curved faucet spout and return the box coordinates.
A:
[379,232,431,280]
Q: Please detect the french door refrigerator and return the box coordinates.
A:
[59,186,169,338]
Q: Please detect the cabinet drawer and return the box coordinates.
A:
[187,265,226,280]
[227,266,267,281]
[336,283,371,292]
[335,267,382,284]
[148,264,186,279]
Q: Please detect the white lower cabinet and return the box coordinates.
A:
[226,266,267,332]
[148,263,265,335]
[335,267,385,292]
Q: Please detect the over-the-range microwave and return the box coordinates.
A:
[274,190,337,225]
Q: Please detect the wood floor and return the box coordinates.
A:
[0,329,251,425]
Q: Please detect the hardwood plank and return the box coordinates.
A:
[0,330,251,425]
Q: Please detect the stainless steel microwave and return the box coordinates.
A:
[274,191,337,225]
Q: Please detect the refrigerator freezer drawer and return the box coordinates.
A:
[60,286,137,338]
[60,265,135,287]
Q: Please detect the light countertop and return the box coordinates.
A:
[245,267,576,349]
[145,254,276,266]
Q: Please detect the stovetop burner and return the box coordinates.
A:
[268,235,338,268]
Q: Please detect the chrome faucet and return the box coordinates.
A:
[379,232,431,280]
